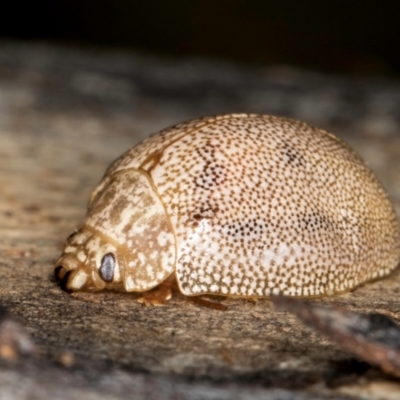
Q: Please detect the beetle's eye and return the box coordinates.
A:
[99,253,115,283]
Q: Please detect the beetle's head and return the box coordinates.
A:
[54,228,123,292]
[54,170,177,294]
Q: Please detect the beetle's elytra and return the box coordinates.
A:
[55,114,400,300]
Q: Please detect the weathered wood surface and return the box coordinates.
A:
[0,41,400,399]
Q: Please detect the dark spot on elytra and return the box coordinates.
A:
[282,142,304,167]
[192,206,219,222]
[194,142,226,190]
[224,219,267,241]
[300,212,332,233]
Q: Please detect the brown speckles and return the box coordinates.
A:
[281,142,305,168]
[194,142,227,190]
[191,206,219,223]
[56,113,400,299]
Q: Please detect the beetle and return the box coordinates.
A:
[54,114,400,303]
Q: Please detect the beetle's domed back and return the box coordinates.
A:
[60,113,400,299]
[133,114,399,297]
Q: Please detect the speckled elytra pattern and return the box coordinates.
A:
[55,114,400,297]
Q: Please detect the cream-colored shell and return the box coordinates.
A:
[55,114,400,297]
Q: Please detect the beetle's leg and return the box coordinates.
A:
[137,274,176,306]
[189,296,228,311]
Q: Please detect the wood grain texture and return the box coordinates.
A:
[0,41,400,399]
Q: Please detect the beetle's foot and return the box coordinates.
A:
[137,285,172,306]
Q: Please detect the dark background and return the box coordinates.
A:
[3,0,400,77]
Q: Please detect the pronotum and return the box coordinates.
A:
[55,114,400,303]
